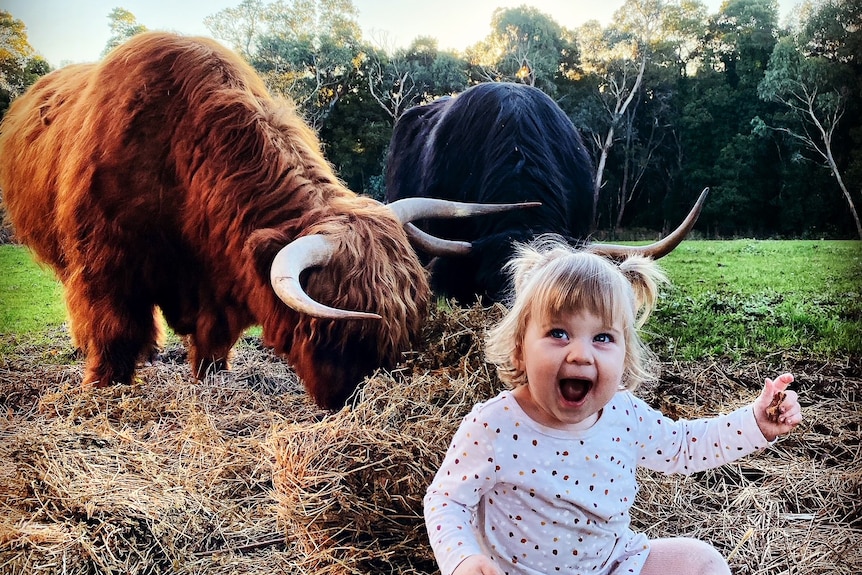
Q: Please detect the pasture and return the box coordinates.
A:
[0,240,860,574]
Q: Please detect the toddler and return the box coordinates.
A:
[424,236,801,575]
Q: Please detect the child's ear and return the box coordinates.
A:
[512,343,524,370]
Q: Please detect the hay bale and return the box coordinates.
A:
[268,303,506,574]
[1,305,860,575]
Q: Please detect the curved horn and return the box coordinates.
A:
[387,197,541,224]
[405,223,472,256]
[587,188,709,260]
[270,234,382,320]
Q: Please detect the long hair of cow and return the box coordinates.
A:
[0,32,433,407]
[253,201,432,407]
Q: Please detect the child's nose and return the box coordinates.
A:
[566,339,593,364]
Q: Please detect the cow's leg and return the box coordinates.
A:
[82,335,142,387]
[142,308,166,364]
[185,310,238,380]
[65,273,160,387]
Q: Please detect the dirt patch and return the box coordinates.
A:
[1,304,859,574]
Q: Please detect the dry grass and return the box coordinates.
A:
[1,304,860,574]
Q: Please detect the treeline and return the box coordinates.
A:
[1,0,860,238]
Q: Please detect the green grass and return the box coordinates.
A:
[0,245,65,335]
[647,240,862,361]
[2,240,860,361]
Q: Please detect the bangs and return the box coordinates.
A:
[492,238,663,390]
[526,255,635,329]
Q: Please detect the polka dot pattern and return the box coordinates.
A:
[424,391,770,575]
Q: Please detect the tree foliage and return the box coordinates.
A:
[203,0,269,59]
[465,6,577,95]
[756,0,862,238]
[0,10,49,116]
[102,7,148,57]
[207,0,363,129]
[3,0,861,238]
[366,36,467,121]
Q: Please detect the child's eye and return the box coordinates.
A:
[549,328,569,340]
[594,333,614,343]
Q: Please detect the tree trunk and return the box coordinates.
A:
[591,55,647,231]
[826,152,862,239]
[592,128,615,232]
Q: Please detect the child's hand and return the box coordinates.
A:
[753,373,801,441]
[452,554,504,575]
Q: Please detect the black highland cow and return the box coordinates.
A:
[386,82,706,303]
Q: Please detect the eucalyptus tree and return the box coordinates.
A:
[756,0,862,238]
[606,0,717,231]
[203,0,268,60]
[465,6,577,96]
[703,0,780,87]
[206,0,363,130]
[575,0,669,230]
[663,0,711,75]
[365,36,468,122]
[102,7,147,57]
[0,10,49,117]
[679,0,783,236]
[317,66,393,199]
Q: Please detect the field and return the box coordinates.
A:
[0,240,860,574]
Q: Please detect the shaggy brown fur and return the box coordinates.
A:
[0,32,430,409]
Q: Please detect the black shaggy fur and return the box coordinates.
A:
[385,82,594,303]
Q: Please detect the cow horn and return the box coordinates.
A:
[388,198,541,256]
[405,223,472,255]
[387,197,542,224]
[270,234,382,320]
[586,188,709,260]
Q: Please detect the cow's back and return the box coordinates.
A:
[0,64,95,276]
[385,96,451,205]
[44,33,278,245]
[1,32,308,287]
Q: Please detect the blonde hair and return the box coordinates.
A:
[485,235,668,391]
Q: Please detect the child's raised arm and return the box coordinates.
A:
[753,373,802,441]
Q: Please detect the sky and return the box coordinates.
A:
[6,0,800,69]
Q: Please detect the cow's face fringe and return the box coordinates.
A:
[248,198,431,409]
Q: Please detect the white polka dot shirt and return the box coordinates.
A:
[424,390,771,575]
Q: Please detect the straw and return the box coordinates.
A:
[1,304,859,574]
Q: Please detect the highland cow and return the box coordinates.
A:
[0,32,529,408]
[386,82,706,303]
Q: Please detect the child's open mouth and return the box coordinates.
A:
[560,378,591,403]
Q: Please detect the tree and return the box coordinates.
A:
[620,0,712,231]
[802,0,862,232]
[318,76,392,199]
[102,7,147,57]
[662,0,710,75]
[204,0,268,59]
[670,0,785,237]
[576,0,665,230]
[703,0,780,87]
[212,0,364,130]
[365,36,468,122]
[606,1,714,231]
[0,10,50,117]
[757,30,861,238]
[466,6,577,96]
